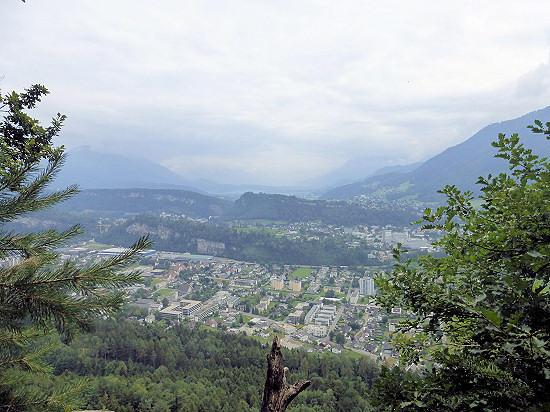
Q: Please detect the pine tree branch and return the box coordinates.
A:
[0,85,151,409]
[0,155,78,223]
[0,341,55,373]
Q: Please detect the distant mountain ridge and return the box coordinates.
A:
[52,189,420,227]
[368,162,423,177]
[322,106,550,201]
[55,106,550,201]
[55,188,232,219]
[54,148,203,192]
[54,147,316,197]
[298,157,423,189]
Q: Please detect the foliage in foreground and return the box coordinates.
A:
[45,319,377,412]
[0,85,148,410]
[373,122,550,410]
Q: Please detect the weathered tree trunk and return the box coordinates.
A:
[260,336,310,412]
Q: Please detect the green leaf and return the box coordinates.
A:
[479,308,502,327]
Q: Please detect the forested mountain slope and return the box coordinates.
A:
[55,188,232,219]
[226,192,418,226]
[323,106,550,201]
[49,189,420,226]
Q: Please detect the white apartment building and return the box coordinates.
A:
[359,277,376,296]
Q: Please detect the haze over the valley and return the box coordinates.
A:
[2,1,550,186]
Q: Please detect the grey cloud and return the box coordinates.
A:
[2,1,550,185]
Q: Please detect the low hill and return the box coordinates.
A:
[322,106,550,201]
[225,192,419,226]
[55,188,233,219]
[53,189,420,227]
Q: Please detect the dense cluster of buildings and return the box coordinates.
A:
[54,228,423,361]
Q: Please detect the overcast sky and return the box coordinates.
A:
[2,1,550,185]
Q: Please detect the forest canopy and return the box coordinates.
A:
[373,122,550,410]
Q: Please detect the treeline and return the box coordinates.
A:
[96,214,382,266]
[55,188,232,219]
[38,189,421,227]
[45,318,378,411]
[227,192,420,226]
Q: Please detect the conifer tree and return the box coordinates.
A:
[373,122,550,410]
[0,85,149,410]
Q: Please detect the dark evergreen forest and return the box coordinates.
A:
[44,318,379,411]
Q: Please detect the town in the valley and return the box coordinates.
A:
[52,222,435,366]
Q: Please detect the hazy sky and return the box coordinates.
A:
[2,1,550,185]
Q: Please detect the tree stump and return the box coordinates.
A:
[260,336,310,412]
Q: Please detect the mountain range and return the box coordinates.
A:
[321,106,550,201]
[51,189,420,227]
[53,147,202,192]
[53,147,316,197]
[53,106,550,201]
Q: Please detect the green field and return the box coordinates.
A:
[342,348,369,359]
[150,278,164,288]
[250,334,278,345]
[234,227,279,235]
[153,288,174,298]
[303,293,320,300]
[84,242,111,250]
[290,267,313,279]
